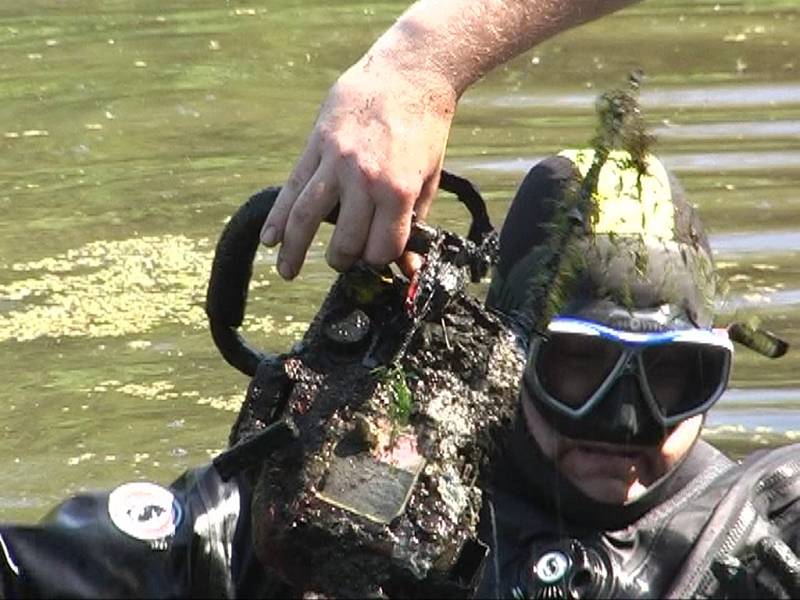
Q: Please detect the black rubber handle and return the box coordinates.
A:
[205,171,493,377]
[205,187,286,377]
[439,170,493,244]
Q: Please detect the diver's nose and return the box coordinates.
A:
[593,374,665,444]
[601,375,641,432]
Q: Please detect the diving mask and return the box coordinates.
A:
[524,316,733,429]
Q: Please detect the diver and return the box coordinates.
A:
[0,149,798,599]
[475,149,799,599]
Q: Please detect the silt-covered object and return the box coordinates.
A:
[206,176,524,597]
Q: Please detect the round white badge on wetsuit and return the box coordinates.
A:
[535,550,571,584]
[108,482,182,542]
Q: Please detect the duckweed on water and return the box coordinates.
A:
[0,235,307,342]
[0,235,210,341]
[87,378,245,412]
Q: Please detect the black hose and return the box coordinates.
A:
[213,417,299,481]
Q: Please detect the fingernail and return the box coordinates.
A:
[261,225,277,246]
[278,259,294,280]
[409,253,423,274]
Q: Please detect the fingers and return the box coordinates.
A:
[261,142,321,248]
[264,154,440,280]
[326,181,374,272]
[395,171,441,278]
[363,177,418,267]
[397,251,423,278]
[413,165,442,223]
[275,161,339,280]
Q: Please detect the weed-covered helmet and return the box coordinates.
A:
[487,149,728,444]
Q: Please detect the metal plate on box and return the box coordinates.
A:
[316,432,425,524]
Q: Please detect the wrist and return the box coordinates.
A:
[355,20,461,117]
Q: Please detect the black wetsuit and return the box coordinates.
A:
[3,414,799,598]
[475,416,733,598]
[0,465,274,598]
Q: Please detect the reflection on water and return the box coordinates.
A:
[665,151,800,172]
[706,388,800,456]
[725,288,800,311]
[454,150,800,174]
[653,120,800,140]
[1,0,799,521]
[711,230,800,254]
[480,83,800,110]
[709,390,800,435]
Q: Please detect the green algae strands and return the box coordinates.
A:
[728,322,789,359]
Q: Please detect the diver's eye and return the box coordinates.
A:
[535,333,622,407]
[642,343,728,417]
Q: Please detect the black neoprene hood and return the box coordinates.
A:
[487,151,718,334]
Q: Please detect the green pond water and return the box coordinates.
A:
[1,0,799,522]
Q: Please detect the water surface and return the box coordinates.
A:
[1,0,799,521]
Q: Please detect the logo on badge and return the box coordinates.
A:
[108,482,182,543]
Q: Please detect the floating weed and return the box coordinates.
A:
[504,72,659,333]
[0,234,299,343]
[196,392,245,412]
[0,235,211,342]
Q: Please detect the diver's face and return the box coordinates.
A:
[521,384,702,504]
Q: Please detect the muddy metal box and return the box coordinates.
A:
[209,183,524,597]
[246,267,524,597]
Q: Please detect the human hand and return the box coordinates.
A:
[260,56,457,280]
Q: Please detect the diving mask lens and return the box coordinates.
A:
[642,340,731,419]
[529,318,733,424]
[535,332,622,408]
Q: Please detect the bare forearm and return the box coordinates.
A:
[365,0,640,106]
[264,0,641,278]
